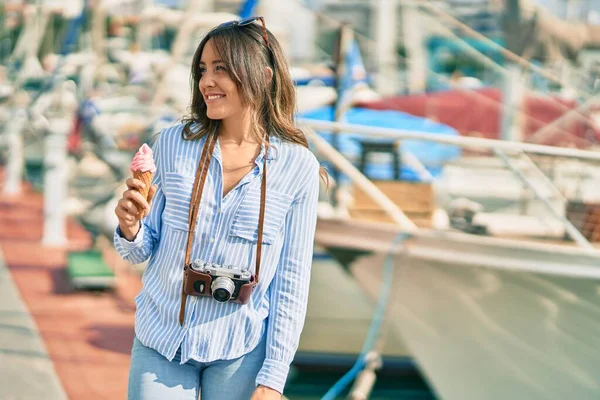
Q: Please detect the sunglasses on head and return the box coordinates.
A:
[217,16,274,65]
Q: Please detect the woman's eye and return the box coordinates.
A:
[198,67,206,75]
[216,65,227,72]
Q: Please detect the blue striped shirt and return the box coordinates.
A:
[114,123,320,393]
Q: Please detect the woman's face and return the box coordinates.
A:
[198,39,244,121]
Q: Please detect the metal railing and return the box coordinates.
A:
[299,118,600,249]
[300,119,600,161]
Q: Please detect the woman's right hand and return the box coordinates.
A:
[115,178,158,241]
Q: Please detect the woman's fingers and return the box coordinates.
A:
[126,178,146,191]
[118,209,136,225]
[115,205,136,228]
[123,189,151,214]
[116,198,138,217]
[116,181,156,223]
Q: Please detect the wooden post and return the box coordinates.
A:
[42,83,77,247]
[2,108,27,196]
[500,63,524,142]
[42,119,69,247]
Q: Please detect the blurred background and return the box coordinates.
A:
[2,0,600,399]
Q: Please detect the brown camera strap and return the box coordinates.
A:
[179,133,268,325]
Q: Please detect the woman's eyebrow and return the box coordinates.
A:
[199,60,224,65]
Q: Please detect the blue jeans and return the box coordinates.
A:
[128,336,266,400]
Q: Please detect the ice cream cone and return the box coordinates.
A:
[133,170,154,216]
[130,143,157,217]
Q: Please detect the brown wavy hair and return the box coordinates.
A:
[182,21,299,142]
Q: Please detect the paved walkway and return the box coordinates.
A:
[0,186,142,399]
[0,249,67,400]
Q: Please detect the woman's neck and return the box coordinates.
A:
[218,112,257,146]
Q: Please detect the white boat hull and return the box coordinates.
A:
[316,218,600,400]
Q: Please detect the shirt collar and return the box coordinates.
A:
[210,133,279,168]
[208,134,222,163]
[258,134,280,162]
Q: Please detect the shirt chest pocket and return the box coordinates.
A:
[163,172,195,231]
[229,186,294,245]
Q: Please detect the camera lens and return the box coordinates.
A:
[213,288,230,302]
[211,277,235,303]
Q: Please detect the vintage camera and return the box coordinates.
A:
[183,260,255,303]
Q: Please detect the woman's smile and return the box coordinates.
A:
[205,93,226,103]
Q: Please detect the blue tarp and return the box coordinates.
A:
[294,76,336,87]
[298,106,462,182]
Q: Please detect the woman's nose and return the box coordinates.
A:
[200,74,215,90]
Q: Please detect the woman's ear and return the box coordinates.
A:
[264,67,273,84]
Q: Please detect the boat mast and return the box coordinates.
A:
[500,0,525,142]
[400,1,426,94]
[372,0,400,96]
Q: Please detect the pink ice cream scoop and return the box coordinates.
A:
[130,144,156,216]
[130,143,156,173]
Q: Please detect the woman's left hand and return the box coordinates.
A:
[250,385,282,400]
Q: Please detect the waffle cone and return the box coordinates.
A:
[133,170,154,216]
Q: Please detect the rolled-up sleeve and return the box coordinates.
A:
[255,157,320,393]
[113,133,165,264]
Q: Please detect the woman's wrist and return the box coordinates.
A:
[254,385,281,398]
[119,221,141,241]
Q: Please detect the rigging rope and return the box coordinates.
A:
[321,232,411,400]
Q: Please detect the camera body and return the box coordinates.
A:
[183,260,255,304]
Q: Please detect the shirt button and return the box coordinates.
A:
[217,208,222,213]
[183,323,188,329]
[210,237,215,243]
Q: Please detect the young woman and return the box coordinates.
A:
[114,17,322,400]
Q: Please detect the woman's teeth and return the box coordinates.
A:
[208,95,225,100]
